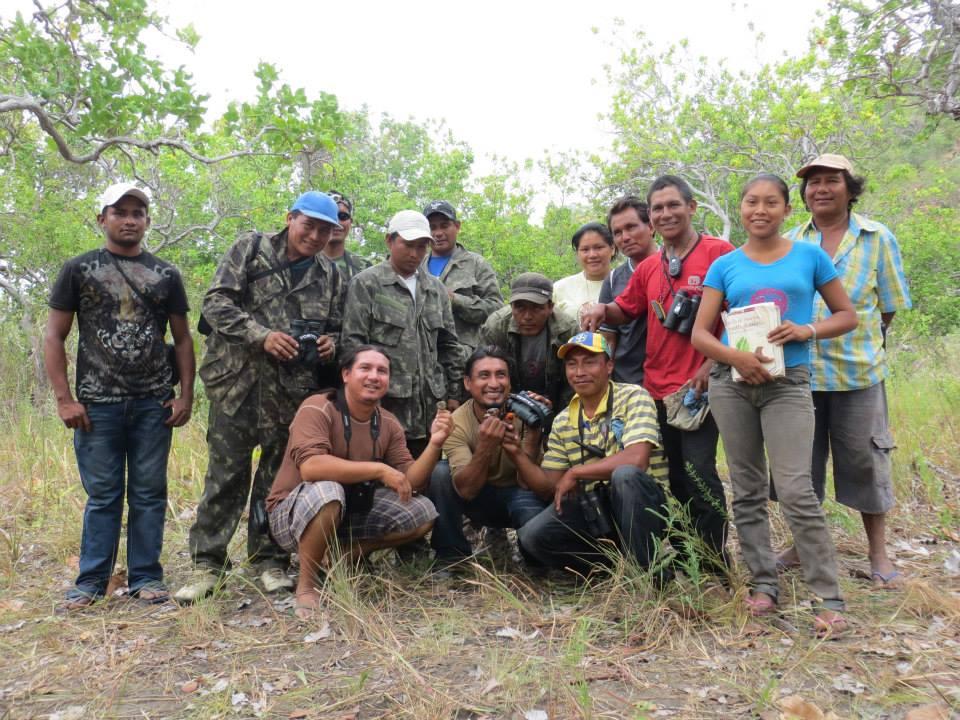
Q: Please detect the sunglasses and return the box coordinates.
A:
[338,212,351,222]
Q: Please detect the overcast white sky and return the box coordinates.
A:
[3,0,830,178]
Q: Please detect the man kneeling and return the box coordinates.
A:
[517,333,669,576]
[429,346,552,569]
[265,345,452,617]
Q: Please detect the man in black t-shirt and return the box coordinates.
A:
[45,182,195,610]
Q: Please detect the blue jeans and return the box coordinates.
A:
[73,397,172,596]
[517,466,667,574]
[428,460,547,561]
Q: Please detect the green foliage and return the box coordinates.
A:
[601,28,896,242]
[819,0,960,121]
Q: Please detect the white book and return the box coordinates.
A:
[721,302,786,381]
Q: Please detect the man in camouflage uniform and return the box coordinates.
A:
[176,191,345,602]
[422,200,503,354]
[479,272,579,413]
[341,210,463,457]
[323,190,372,283]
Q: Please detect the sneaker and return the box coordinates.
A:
[174,569,219,603]
[260,567,294,593]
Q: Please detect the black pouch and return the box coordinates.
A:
[577,482,614,538]
[345,481,377,515]
[251,498,270,535]
[166,343,180,386]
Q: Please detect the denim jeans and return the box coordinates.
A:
[654,400,730,573]
[428,460,547,561]
[709,365,843,610]
[73,396,172,596]
[517,466,667,574]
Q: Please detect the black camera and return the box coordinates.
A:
[345,481,377,515]
[504,391,552,428]
[289,319,327,365]
[661,290,701,335]
[577,481,614,538]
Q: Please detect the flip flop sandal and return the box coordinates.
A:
[131,583,172,605]
[294,591,322,620]
[814,611,850,639]
[871,570,905,589]
[745,593,777,617]
[57,590,99,613]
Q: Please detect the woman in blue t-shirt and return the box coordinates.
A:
[691,174,858,637]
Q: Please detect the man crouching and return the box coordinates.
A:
[517,332,669,577]
[265,345,452,618]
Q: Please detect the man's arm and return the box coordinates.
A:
[164,314,195,427]
[437,293,464,407]
[449,259,504,324]
[404,407,454,492]
[553,443,653,511]
[44,309,91,431]
[339,274,373,358]
[449,415,509,501]
[201,233,272,347]
[506,442,557,501]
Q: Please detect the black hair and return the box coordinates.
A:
[606,196,650,229]
[340,345,390,372]
[571,221,614,251]
[646,175,695,205]
[799,170,867,211]
[465,345,515,379]
[740,173,791,204]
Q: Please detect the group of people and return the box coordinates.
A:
[46,153,911,636]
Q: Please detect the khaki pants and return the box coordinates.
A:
[709,365,843,610]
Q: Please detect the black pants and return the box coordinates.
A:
[655,400,729,573]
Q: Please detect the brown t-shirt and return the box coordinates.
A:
[444,399,523,489]
[266,392,414,510]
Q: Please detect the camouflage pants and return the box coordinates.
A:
[188,392,290,571]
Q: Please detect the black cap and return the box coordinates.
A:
[423,200,457,221]
[510,272,553,305]
[327,190,353,215]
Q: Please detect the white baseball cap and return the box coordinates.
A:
[387,210,432,241]
[99,182,151,211]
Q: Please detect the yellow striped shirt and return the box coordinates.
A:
[542,382,668,478]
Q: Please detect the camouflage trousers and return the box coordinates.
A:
[188,391,290,572]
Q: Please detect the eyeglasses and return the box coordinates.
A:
[338,212,351,222]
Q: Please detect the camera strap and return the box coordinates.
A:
[334,389,381,462]
[659,232,702,303]
[577,382,614,466]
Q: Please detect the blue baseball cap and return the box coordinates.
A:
[290,191,342,227]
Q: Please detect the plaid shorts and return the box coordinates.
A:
[268,481,438,553]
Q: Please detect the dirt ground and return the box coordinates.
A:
[1,501,958,720]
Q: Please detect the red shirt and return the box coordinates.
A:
[614,234,734,400]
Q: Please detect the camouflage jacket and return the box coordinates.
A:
[198,229,345,425]
[341,262,463,439]
[478,305,579,410]
[331,250,373,283]
[424,244,503,353]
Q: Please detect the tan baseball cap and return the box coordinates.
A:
[796,153,855,178]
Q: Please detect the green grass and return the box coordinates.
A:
[0,335,957,718]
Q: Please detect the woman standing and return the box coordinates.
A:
[553,222,616,322]
[691,174,857,637]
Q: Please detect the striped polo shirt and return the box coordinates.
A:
[542,381,668,479]
[789,213,911,391]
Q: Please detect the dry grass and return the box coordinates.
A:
[0,341,958,719]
